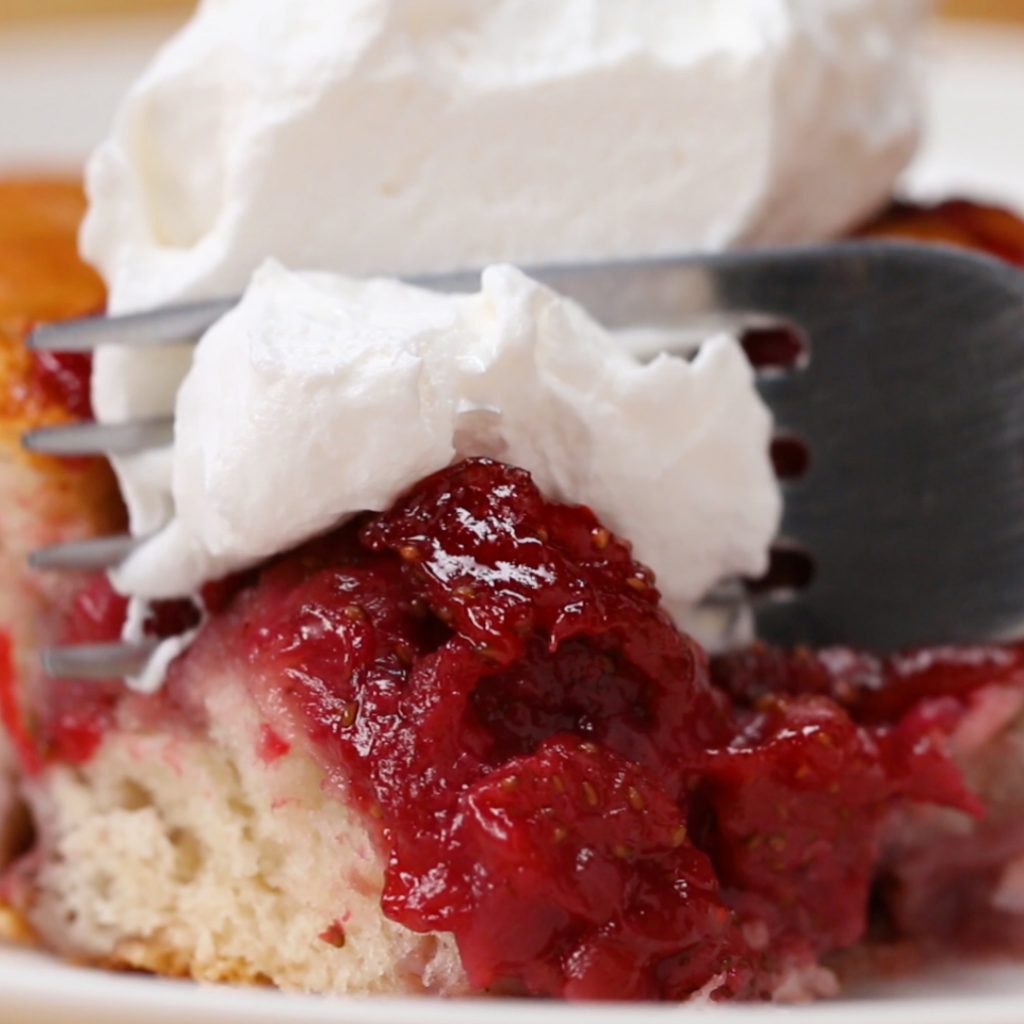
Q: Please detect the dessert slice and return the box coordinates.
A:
[2,189,1024,1003]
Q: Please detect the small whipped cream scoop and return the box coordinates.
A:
[113,262,780,639]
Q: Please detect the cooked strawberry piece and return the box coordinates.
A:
[0,630,38,773]
[701,696,979,957]
[457,737,748,999]
[62,573,127,645]
[363,459,728,769]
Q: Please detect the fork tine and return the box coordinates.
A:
[28,298,236,353]
[41,642,157,680]
[26,263,795,358]
[22,417,173,456]
[29,534,145,571]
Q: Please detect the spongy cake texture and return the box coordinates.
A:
[19,667,466,994]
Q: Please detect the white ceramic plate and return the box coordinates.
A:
[0,13,1023,1024]
[2,945,1024,1024]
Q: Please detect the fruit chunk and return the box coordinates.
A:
[458,737,741,999]
[701,694,979,959]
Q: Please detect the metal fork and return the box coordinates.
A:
[24,241,1024,679]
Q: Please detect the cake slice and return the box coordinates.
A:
[1,188,1024,1002]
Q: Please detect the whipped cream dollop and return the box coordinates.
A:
[83,0,926,313]
[82,0,928,682]
[114,262,780,638]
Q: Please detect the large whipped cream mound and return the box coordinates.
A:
[82,0,926,314]
[113,262,780,633]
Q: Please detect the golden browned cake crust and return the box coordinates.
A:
[0,178,123,679]
[0,181,123,895]
[0,900,34,946]
[1,180,101,444]
[0,178,121,511]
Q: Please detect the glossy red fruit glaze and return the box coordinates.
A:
[206,458,974,1000]
[361,458,730,772]
[712,641,1024,725]
[29,350,93,420]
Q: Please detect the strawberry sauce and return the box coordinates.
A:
[64,457,979,1000]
